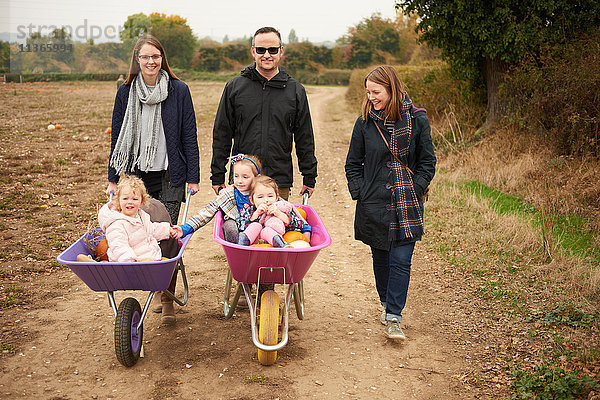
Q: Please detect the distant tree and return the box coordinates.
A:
[283,41,332,73]
[121,12,197,69]
[396,0,600,123]
[120,13,151,42]
[288,29,298,44]
[0,41,10,73]
[343,13,403,68]
[223,34,229,43]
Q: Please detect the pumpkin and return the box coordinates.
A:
[105,127,112,134]
[251,243,273,247]
[95,238,109,261]
[283,231,309,244]
[295,206,307,220]
[55,124,62,129]
[47,124,55,130]
[288,240,311,249]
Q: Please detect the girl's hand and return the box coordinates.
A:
[171,226,183,239]
[266,204,279,215]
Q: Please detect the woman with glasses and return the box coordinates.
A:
[106,34,200,325]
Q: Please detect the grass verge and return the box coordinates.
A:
[423,168,600,398]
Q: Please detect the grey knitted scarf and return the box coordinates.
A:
[110,69,169,175]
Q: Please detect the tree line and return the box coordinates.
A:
[1,11,430,77]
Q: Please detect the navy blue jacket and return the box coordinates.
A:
[108,78,200,187]
[345,109,436,250]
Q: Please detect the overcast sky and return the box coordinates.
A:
[3,0,400,43]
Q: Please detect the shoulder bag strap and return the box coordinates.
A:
[372,121,414,176]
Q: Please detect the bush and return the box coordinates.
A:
[510,364,598,400]
[501,29,600,158]
[346,62,486,149]
[292,69,351,86]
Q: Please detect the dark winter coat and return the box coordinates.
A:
[108,78,200,187]
[210,65,317,188]
[345,109,436,250]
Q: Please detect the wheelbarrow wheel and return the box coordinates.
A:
[257,290,279,366]
[115,297,143,367]
[293,280,305,320]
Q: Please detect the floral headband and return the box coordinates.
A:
[228,153,260,175]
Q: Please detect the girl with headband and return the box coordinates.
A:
[174,154,261,242]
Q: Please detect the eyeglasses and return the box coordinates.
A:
[253,46,281,55]
[138,54,162,62]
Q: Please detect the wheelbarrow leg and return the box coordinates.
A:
[224,268,243,319]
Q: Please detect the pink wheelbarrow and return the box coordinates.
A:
[56,192,193,367]
[213,196,332,365]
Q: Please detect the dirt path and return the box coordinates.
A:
[0,83,474,399]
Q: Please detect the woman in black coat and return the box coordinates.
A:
[345,65,436,340]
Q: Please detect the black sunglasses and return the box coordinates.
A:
[254,46,281,55]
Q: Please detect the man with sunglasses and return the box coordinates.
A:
[210,27,317,201]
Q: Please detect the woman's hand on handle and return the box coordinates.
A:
[106,182,118,197]
[187,182,200,195]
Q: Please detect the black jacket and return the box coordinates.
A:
[345,110,436,250]
[109,79,200,187]
[210,65,317,188]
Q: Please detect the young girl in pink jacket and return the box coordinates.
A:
[98,175,178,262]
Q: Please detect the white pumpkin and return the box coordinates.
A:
[288,240,311,248]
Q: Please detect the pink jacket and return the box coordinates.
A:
[98,203,171,262]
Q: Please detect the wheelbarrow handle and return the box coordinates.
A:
[302,192,309,206]
[180,190,193,223]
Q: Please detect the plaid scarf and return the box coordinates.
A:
[369,97,424,241]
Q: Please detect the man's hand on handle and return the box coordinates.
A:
[300,185,314,198]
[212,184,226,195]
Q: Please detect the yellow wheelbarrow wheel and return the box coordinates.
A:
[257,290,279,365]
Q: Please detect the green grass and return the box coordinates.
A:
[461,180,600,263]
[510,364,598,400]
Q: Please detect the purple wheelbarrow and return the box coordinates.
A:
[214,194,332,365]
[56,192,193,367]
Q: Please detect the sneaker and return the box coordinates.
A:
[380,310,386,325]
[272,234,286,248]
[237,232,250,246]
[385,318,406,340]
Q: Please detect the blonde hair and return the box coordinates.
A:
[112,175,149,211]
[249,175,279,204]
[361,65,407,122]
[232,154,262,176]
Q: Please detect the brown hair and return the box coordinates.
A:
[232,154,262,176]
[112,175,150,211]
[123,35,178,85]
[252,27,282,46]
[361,65,407,122]
[249,175,279,204]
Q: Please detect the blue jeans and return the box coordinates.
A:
[371,242,415,322]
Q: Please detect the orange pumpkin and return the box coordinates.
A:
[55,124,62,129]
[105,127,112,134]
[295,206,307,220]
[96,238,109,261]
[251,243,273,247]
[283,231,309,244]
